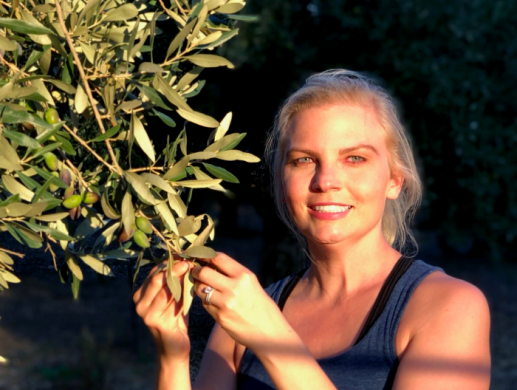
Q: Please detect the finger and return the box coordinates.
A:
[201,252,249,278]
[194,281,222,309]
[135,261,190,309]
[133,262,166,303]
[192,265,229,292]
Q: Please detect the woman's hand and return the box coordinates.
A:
[133,260,193,362]
[192,252,286,353]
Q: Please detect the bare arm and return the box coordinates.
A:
[133,261,193,390]
[394,273,491,389]
[192,253,338,390]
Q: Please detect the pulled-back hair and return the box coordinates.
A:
[265,69,422,255]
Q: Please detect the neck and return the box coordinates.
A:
[303,231,401,301]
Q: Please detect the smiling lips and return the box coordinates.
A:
[308,203,353,220]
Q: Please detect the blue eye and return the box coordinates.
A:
[348,156,365,163]
[297,157,312,163]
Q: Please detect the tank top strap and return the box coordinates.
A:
[374,259,443,362]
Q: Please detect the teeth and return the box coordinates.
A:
[312,205,351,213]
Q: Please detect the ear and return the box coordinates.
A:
[386,171,404,200]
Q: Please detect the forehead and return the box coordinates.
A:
[285,104,388,152]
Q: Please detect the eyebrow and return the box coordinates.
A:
[286,143,380,156]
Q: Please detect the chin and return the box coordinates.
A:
[306,229,351,246]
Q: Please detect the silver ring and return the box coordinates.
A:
[203,286,215,305]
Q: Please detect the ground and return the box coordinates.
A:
[0,231,515,390]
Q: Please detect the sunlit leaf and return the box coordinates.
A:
[163,157,190,181]
[153,110,176,127]
[184,245,217,259]
[2,130,40,149]
[178,215,201,236]
[2,175,34,202]
[166,17,197,60]
[152,74,190,111]
[66,251,83,280]
[183,268,194,315]
[205,132,243,152]
[121,191,135,236]
[138,62,164,74]
[202,163,239,183]
[47,79,77,94]
[141,173,176,194]
[166,257,181,301]
[226,14,259,22]
[80,255,114,276]
[154,201,178,234]
[0,35,17,51]
[174,179,222,189]
[34,212,69,222]
[185,54,234,69]
[103,4,139,22]
[101,191,120,220]
[125,171,157,205]
[216,150,260,163]
[187,151,216,160]
[0,18,55,35]
[131,114,155,162]
[177,66,203,91]
[177,108,219,128]
[75,83,88,114]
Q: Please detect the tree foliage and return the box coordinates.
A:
[0,0,258,308]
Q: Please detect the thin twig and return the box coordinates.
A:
[0,57,29,77]
[55,148,91,191]
[149,217,179,253]
[45,240,58,271]
[172,0,188,17]
[0,247,25,258]
[61,124,117,173]
[54,1,123,176]
[128,166,165,173]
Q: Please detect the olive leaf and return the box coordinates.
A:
[121,191,135,236]
[216,150,260,163]
[80,255,114,276]
[183,268,195,315]
[184,245,217,259]
[185,54,235,69]
[131,113,156,163]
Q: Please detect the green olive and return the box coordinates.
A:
[44,108,60,125]
[83,192,100,205]
[44,152,60,171]
[49,172,59,192]
[136,216,153,235]
[133,229,150,248]
[62,194,82,209]
[64,187,75,199]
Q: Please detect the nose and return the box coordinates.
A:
[310,162,342,192]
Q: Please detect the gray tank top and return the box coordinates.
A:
[237,260,442,390]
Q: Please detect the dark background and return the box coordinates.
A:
[1,0,516,389]
[190,0,517,270]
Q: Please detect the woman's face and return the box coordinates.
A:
[282,104,402,247]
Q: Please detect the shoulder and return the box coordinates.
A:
[400,269,490,341]
[393,270,491,389]
[407,270,489,328]
[397,268,490,359]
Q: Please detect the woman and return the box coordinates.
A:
[133,70,491,390]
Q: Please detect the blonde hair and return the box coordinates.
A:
[265,69,422,255]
